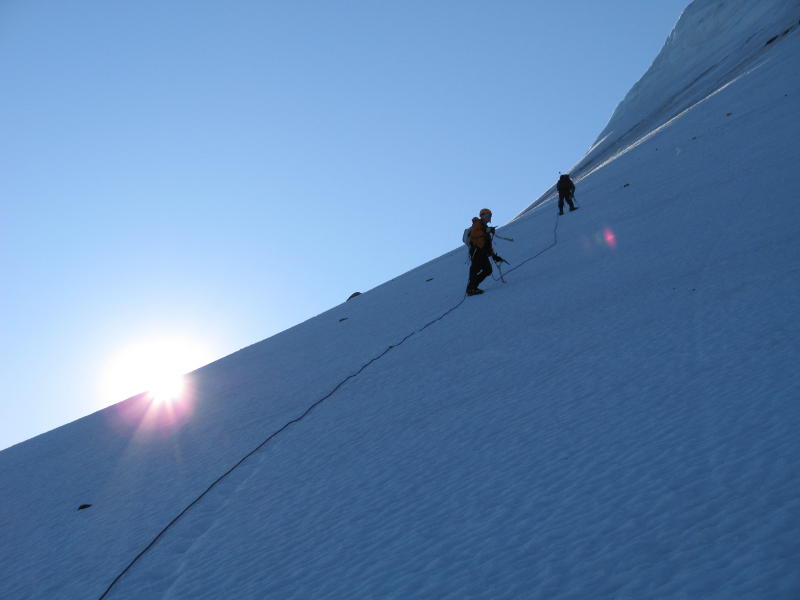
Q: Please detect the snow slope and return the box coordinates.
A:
[2,1,799,598]
[517,0,800,218]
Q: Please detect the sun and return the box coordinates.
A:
[146,373,186,405]
[100,336,213,406]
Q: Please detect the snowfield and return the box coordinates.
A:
[2,1,799,598]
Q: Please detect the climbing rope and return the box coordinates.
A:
[97,202,562,599]
[502,207,560,276]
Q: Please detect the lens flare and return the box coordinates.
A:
[580,225,619,254]
[603,226,617,248]
[100,336,212,407]
[147,374,185,404]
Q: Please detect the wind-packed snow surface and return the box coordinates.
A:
[2,1,799,598]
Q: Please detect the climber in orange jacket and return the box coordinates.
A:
[466,208,504,296]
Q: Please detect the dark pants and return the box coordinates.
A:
[467,247,492,291]
[558,191,575,212]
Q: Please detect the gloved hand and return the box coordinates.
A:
[493,254,506,264]
[488,226,496,234]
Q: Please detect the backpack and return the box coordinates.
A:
[557,174,575,194]
[462,226,472,248]
[463,221,494,254]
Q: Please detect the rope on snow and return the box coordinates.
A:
[97,202,563,599]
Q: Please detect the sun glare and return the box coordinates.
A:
[100,337,213,406]
[147,374,185,404]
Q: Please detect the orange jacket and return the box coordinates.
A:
[469,217,493,251]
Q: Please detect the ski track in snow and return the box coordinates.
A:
[2,2,800,599]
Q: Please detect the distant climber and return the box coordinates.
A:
[465,208,505,296]
[556,174,578,215]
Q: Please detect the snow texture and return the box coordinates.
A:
[2,1,799,598]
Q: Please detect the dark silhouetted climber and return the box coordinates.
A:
[556,174,577,215]
[466,208,505,296]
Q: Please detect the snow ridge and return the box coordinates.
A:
[586,0,800,168]
[515,0,800,219]
[98,213,564,598]
[2,1,800,598]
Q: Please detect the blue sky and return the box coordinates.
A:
[0,0,687,450]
